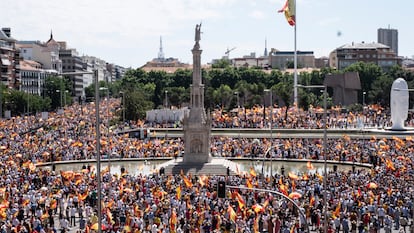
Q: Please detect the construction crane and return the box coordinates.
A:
[224,47,236,59]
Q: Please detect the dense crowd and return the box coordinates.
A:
[148,105,414,130]
[0,99,412,233]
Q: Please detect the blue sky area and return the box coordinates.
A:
[2,0,413,68]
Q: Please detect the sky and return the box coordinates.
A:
[2,0,414,68]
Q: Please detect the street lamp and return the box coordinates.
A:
[165,90,168,109]
[100,87,110,169]
[298,84,328,233]
[93,70,103,233]
[119,91,125,123]
[61,70,102,233]
[264,89,273,177]
[362,91,366,106]
[64,90,69,107]
[234,91,240,139]
[56,89,62,108]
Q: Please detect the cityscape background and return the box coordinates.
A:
[2,0,414,68]
[1,0,414,108]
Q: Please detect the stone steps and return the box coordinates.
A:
[157,157,239,175]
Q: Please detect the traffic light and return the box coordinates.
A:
[217,181,226,198]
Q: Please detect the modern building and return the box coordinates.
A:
[60,46,84,97]
[82,55,108,82]
[378,27,398,56]
[114,65,127,80]
[330,42,401,70]
[269,49,315,69]
[0,27,20,88]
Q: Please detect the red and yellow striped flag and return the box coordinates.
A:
[176,186,181,200]
[234,192,246,209]
[182,175,193,188]
[227,205,237,223]
[278,0,296,26]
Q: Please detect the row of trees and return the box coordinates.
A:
[3,61,413,120]
[101,62,414,121]
[0,75,74,116]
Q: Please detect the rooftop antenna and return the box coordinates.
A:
[158,36,165,61]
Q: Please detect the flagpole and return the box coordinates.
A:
[293,0,298,106]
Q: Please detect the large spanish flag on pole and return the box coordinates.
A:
[278,0,298,105]
[278,0,296,26]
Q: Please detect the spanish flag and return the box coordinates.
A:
[278,0,296,26]
[246,178,253,189]
[176,186,181,200]
[234,192,246,209]
[332,202,341,219]
[249,167,257,177]
[227,205,237,223]
[182,176,193,188]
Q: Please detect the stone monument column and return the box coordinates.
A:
[183,23,212,163]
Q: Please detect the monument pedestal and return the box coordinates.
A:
[183,106,211,163]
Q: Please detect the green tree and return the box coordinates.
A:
[123,89,154,121]
[369,74,394,106]
[212,84,234,110]
[171,69,192,89]
[274,73,293,119]
[343,62,384,104]
[209,67,240,89]
[44,76,69,110]
[211,59,231,69]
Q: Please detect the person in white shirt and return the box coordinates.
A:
[70,206,77,226]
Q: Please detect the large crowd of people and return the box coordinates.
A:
[0,99,412,233]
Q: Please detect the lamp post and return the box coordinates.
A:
[61,70,102,233]
[64,90,69,107]
[120,91,125,123]
[99,87,110,169]
[362,91,366,106]
[264,89,273,177]
[234,91,240,139]
[165,90,168,109]
[298,84,328,233]
[56,89,62,108]
[93,70,103,233]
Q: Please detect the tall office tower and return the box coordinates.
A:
[378,27,398,55]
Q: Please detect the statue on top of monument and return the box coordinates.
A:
[195,23,202,43]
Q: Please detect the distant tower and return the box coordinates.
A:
[378,26,398,55]
[183,23,212,164]
[264,38,268,56]
[158,36,165,61]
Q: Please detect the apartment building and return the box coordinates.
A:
[19,60,57,96]
[269,50,315,69]
[0,28,20,88]
[330,42,401,70]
